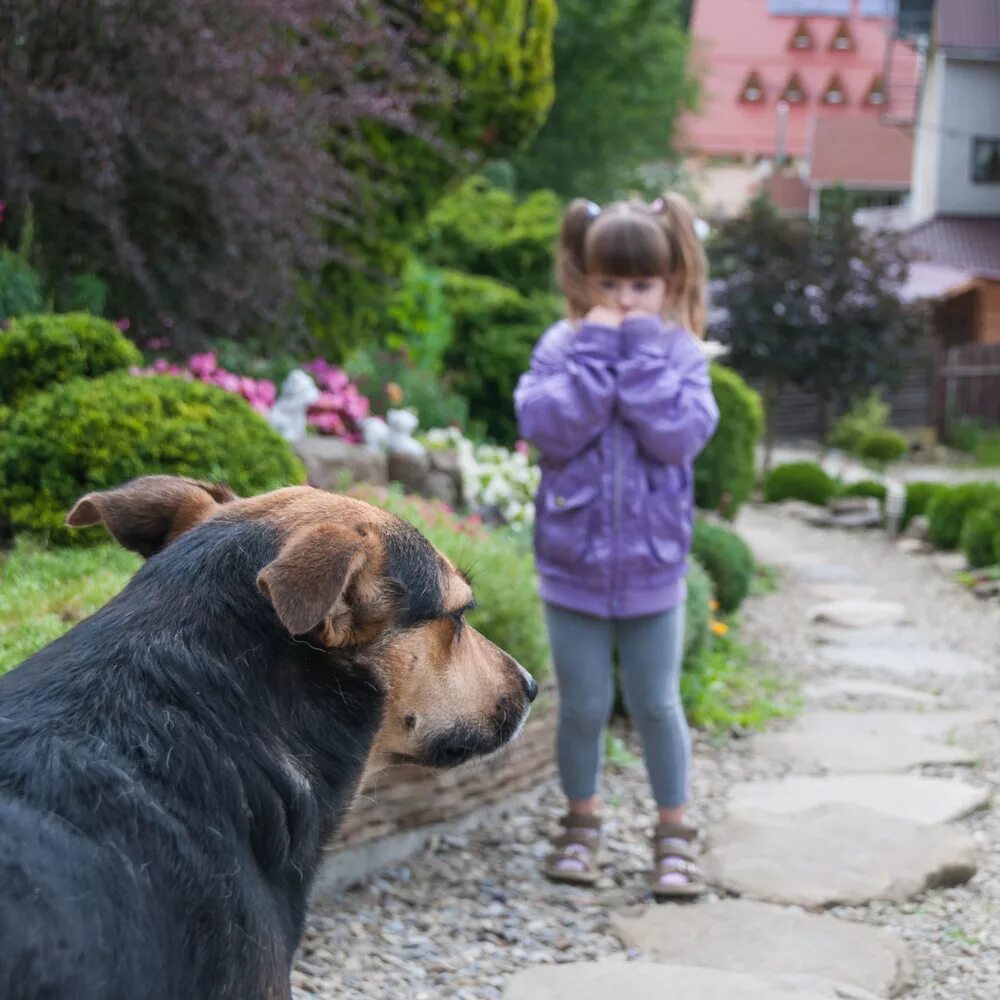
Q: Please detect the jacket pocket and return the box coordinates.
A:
[646,466,691,566]
[537,476,599,566]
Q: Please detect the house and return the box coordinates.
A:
[680,0,918,217]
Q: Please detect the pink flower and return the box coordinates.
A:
[0,199,5,224]
[187,352,218,378]
[515,440,530,455]
[152,358,171,373]
[116,317,131,332]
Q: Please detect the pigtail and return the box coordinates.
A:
[655,193,707,339]
[557,198,600,320]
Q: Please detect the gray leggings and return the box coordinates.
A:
[544,602,689,809]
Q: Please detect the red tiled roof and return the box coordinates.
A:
[679,0,918,158]
[902,217,1000,281]
[756,173,812,212]
[936,0,1000,55]
[809,115,913,185]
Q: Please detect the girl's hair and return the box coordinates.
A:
[556,193,707,338]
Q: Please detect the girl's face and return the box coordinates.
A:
[591,274,670,316]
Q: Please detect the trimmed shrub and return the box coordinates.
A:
[838,479,887,504]
[926,483,1000,551]
[0,248,44,322]
[763,462,837,506]
[0,313,141,406]
[0,372,304,543]
[828,391,890,455]
[959,503,1000,569]
[684,556,715,664]
[901,481,948,530]
[857,428,908,468]
[694,364,763,519]
[347,485,549,681]
[692,520,755,613]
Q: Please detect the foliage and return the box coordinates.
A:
[828,391,890,454]
[383,258,454,375]
[710,197,921,462]
[512,0,695,200]
[347,484,549,681]
[0,248,43,322]
[0,539,140,675]
[694,364,763,518]
[53,273,109,317]
[347,348,471,433]
[0,313,141,406]
[314,2,557,358]
[0,373,305,543]
[440,269,558,443]
[763,462,837,506]
[959,503,1000,570]
[901,481,948,530]
[133,352,277,414]
[0,0,442,349]
[684,557,714,664]
[419,176,563,298]
[691,520,755,613]
[857,429,908,469]
[838,479,888,504]
[948,416,1000,468]
[926,483,1000,551]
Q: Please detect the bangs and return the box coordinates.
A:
[584,210,670,278]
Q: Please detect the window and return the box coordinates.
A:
[781,72,807,104]
[972,137,1000,184]
[829,19,856,51]
[822,74,847,105]
[865,75,886,106]
[789,18,814,49]
[740,70,765,104]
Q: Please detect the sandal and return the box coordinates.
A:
[651,821,707,900]
[543,813,602,885]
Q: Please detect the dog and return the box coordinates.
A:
[0,475,537,1000]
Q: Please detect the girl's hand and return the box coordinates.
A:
[584,305,624,327]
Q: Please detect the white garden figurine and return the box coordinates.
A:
[268,369,320,445]
[386,408,426,457]
[360,415,390,453]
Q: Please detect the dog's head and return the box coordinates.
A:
[67,476,537,769]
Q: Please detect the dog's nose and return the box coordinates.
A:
[523,672,538,703]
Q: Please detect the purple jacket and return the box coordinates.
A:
[514,316,719,619]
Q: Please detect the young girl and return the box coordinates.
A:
[514,194,719,899]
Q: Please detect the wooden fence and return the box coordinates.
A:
[934,342,1000,434]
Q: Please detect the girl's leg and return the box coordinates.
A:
[544,603,616,810]
[615,604,690,814]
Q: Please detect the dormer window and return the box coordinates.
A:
[822,74,847,105]
[781,72,807,105]
[740,70,765,104]
[865,75,886,106]
[789,18,814,50]
[830,20,856,51]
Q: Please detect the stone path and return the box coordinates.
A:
[293,505,1000,1000]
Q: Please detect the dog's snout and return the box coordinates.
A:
[519,666,538,703]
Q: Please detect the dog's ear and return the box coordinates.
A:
[257,524,368,645]
[66,475,238,557]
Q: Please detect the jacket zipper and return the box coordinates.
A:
[611,417,622,617]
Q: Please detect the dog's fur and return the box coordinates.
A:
[0,476,536,1000]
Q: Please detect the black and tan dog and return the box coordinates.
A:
[0,476,536,1000]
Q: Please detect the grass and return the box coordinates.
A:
[0,539,139,675]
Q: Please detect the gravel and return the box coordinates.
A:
[293,504,1000,1000]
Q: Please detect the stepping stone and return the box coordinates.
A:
[803,677,941,707]
[752,710,980,773]
[503,962,883,1000]
[727,774,990,826]
[703,804,976,909]
[808,600,909,629]
[807,583,880,602]
[611,899,912,997]
[819,643,995,680]
[813,625,928,649]
[794,562,860,584]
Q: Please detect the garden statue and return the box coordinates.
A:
[360,416,390,453]
[268,369,320,445]
[386,408,426,457]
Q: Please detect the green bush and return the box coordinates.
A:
[347,484,549,681]
[0,372,305,543]
[54,274,109,316]
[828,391,890,455]
[959,503,1000,569]
[857,428,908,468]
[927,483,1000,550]
[691,520,755,613]
[763,462,837,506]
[383,258,454,375]
[684,556,714,664]
[0,249,44,322]
[838,479,887,504]
[901,481,948,530]
[694,364,763,519]
[0,313,141,406]
[441,269,558,443]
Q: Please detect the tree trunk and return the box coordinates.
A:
[762,380,780,474]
